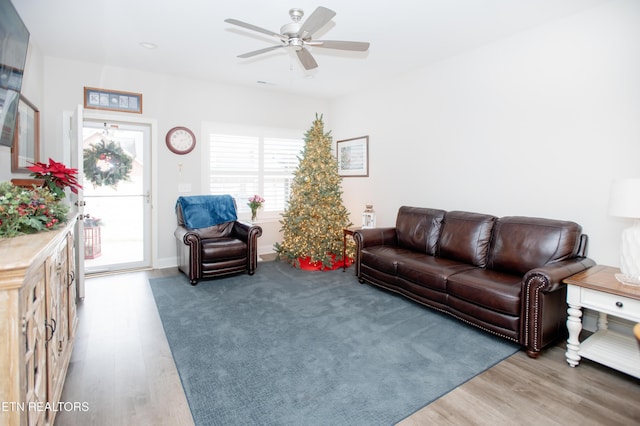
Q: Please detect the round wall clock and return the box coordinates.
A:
[166,126,196,155]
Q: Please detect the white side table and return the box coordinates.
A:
[564,265,640,378]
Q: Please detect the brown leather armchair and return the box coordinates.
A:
[174,195,262,285]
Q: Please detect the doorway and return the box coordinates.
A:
[81,120,151,273]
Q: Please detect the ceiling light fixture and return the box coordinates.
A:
[139,42,158,50]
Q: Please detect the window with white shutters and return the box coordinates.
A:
[208,131,303,215]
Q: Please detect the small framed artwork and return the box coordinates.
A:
[337,135,369,177]
[83,86,143,113]
[11,96,39,173]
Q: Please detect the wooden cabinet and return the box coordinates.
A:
[0,221,78,426]
[21,259,47,426]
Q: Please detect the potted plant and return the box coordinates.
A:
[248,194,265,222]
[27,158,82,199]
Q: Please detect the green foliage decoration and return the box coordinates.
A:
[83,139,133,189]
[0,182,70,238]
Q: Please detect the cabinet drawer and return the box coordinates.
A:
[582,288,640,321]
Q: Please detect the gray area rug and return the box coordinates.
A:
[149,261,519,426]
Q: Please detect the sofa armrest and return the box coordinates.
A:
[521,256,596,356]
[232,220,263,242]
[353,227,397,248]
[174,225,203,284]
[174,225,200,245]
[523,257,596,293]
[353,228,397,279]
[232,221,263,275]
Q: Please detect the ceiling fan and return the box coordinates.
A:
[224,6,370,70]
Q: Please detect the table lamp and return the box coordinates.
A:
[608,178,640,281]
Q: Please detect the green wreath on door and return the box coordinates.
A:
[83,139,133,189]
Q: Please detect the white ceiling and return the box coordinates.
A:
[12,0,608,99]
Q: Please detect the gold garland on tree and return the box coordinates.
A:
[83,139,133,189]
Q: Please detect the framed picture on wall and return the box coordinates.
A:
[11,96,40,173]
[337,136,369,177]
[83,87,143,113]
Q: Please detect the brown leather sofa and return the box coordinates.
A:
[174,196,262,285]
[353,206,595,357]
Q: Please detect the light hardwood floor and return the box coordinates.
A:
[56,269,640,426]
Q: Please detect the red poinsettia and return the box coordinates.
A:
[28,158,82,199]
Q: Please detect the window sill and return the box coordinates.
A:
[240,215,281,225]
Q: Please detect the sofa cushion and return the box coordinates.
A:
[396,253,477,291]
[487,216,582,275]
[395,206,446,255]
[438,211,496,267]
[202,238,247,260]
[360,246,409,276]
[447,268,522,316]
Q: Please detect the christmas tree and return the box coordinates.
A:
[274,115,354,269]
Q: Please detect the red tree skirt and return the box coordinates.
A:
[298,254,353,271]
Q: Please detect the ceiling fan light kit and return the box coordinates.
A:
[225,6,370,70]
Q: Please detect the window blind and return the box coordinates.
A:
[208,133,303,213]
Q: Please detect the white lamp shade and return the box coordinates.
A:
[609,178,640,277]
[608,178,640,218]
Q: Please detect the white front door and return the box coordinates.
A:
[81,119,152,273]
[68,105,85,299]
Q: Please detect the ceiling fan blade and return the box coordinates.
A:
[296,48,318,70]
[307,40,370,51]
[299,6,336,38]
[224,18,286,41]
[237,45,284,58]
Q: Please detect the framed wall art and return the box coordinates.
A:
[83,86,143,113]
[337,135,369,177]
[11,95,40,173]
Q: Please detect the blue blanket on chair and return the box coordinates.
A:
[176,195,237,229]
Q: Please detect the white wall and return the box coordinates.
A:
[17,57,329,267]
[330,0,640,266]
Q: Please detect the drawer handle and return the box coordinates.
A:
[615,301,623,308]
[45,318,57,342]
